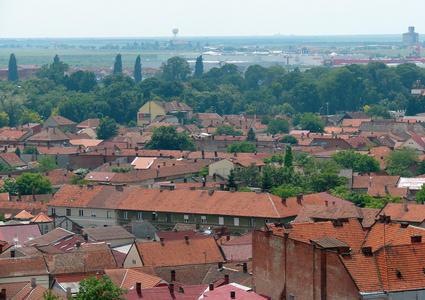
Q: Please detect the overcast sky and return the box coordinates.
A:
[0,0,424,38]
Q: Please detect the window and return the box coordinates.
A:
[249,218,255,227]
[265,219,270,224]
[107,211,112,218]
[79,210,84,217]
[138,212,143,220]
[234,217,239,226]
[51,208,56,215]
[124,212,128,219]
[201,216,207,224]
[152,212,157,221]
[184,215,189,223]
[66,209,71,216]
[166,214,172,222]
[218,217,224,225]
[91,210,96,218]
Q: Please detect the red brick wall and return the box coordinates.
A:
[252,230,360,300]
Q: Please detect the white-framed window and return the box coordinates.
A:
[201,216,207,224]
[265,219,270,224]
[79,210,84,217]
[124,211,128,219]
[138,212,143,220]
[107,211,112,218]
[152,212,157,221]
[51,208,56,215]
[249,218,255,227]
[234,217,239,226]
[184,215,189,223]
[91,210,96,218]
[219,217,224,225]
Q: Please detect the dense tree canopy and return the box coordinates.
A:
[16,173,53,195]
[332,150,381,172]
[8,53,18,82]
[96,116,118,140]
[145,126,196,151]
[75,276,126,300]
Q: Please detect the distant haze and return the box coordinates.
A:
[0,0,424,38]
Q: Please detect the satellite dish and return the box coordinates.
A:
[172,27,179,36]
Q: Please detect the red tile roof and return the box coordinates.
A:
[104,268,163,289]
[0,256,49,277]
[134,237,225,267]
[380,202,425,223]
[0,153,27,167]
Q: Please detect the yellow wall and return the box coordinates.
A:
[137,102,165,126]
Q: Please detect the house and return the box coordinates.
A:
[154,230,209,242]
[137,101,193,126]
[23,227,74,248]
[123,236,225,268]
[43,242,117,276]
[26,128,71,146]
[0,153,27,169]
[221,233,253,262]
[0,224,41,247]
[396,132,425,151]
[0,255,50,288]
[252,217,425,299]
[104,268,166,289]
[82,226,135,247]
[0,280,65,299]
[77,118,100,130]
[200,283,270,300]
[51,273,103,298]
[43,116,77,133]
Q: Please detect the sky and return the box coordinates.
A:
[0,0,424,38]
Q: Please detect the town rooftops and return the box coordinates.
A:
[153,100,193,112]
[0,224,41,247]
[24,228,74,247]
[0,152,27,168]
[27,127,70,142]
[0,256,48,278]
[48,116,77,126]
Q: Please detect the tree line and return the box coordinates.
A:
[0,54,424,128]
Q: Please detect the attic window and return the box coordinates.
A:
[396,270,402,279]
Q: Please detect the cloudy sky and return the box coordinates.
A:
[0,0,424,38]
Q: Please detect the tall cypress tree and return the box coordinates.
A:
[8,53,19,82]
[194,55,204,78]
[113,54,122,74]
[134,55,142,83]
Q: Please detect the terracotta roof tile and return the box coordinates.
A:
[14,210,34,219]
[0,256,48,277]
[105,268,163,289]
[24,228,74,246]
[135,237,224,267]
[0,153,27,167]
[27,128,70,142]
[380,202,425,223]
[82,226,135,241]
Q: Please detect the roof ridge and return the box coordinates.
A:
[121,268,128,288]
[266,193,281,218]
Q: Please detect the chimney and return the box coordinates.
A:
[243,262,248,273]
[0,289,6,300]
[83,233,88,241]
[66,287,71,298]
[87,184,93,190]
[136,282,141,294]
[32,189,36,202]
[404,203,409,212]
[10,249,15,258]
[31,278,36,288]
[229,187,236,193]
[226,235,230,241]
[218,261,223,269]
[362,247,372,255]
[332,201,335,206]
[224,274,229,284]
[202,150,205,159]
[325,200,328,206]
[230,290,236,299]
[411,234,422,244]
[169,283,174,295]
[185,235,189,243]
[214,151,217,158]
[296,193,302,204]
[281,198,286,205]
[171,270,176,281]
[208,187,215,196]
[326,190,331,195]
[209,283,214,291]
[160,237,164,245]
[18,190,21,201]
[385,185,389,194]
[115,185,123,191]
[76,240,81,248]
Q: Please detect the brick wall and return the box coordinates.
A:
[252,230,360,300]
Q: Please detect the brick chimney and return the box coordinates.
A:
[296,193,303,204]
[169,283,174,295]
[218,262,223,270]
[171,270,176,281]
[0,288,6,300]
[31,278,36,288]
[185,235,189,244]
[224,274,229,284]
[160,237,164,245]
[10,249,15,258]
[76,240,81,248]
[209,283,214,291]
[281,198,286,205]
[404,203,409,212]
[32,189,36,202]
[136,282,141,294]
[385,185,389,195]
[243,262,248,273]
[230,290,236,299]
[18,190,21,201]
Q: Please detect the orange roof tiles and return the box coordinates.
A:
[14,210,34,219]
[104,268,163,289]
[0,256,49,277]
[30,212,53,223]
[380,202,425,223]
[135,237,225,267]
